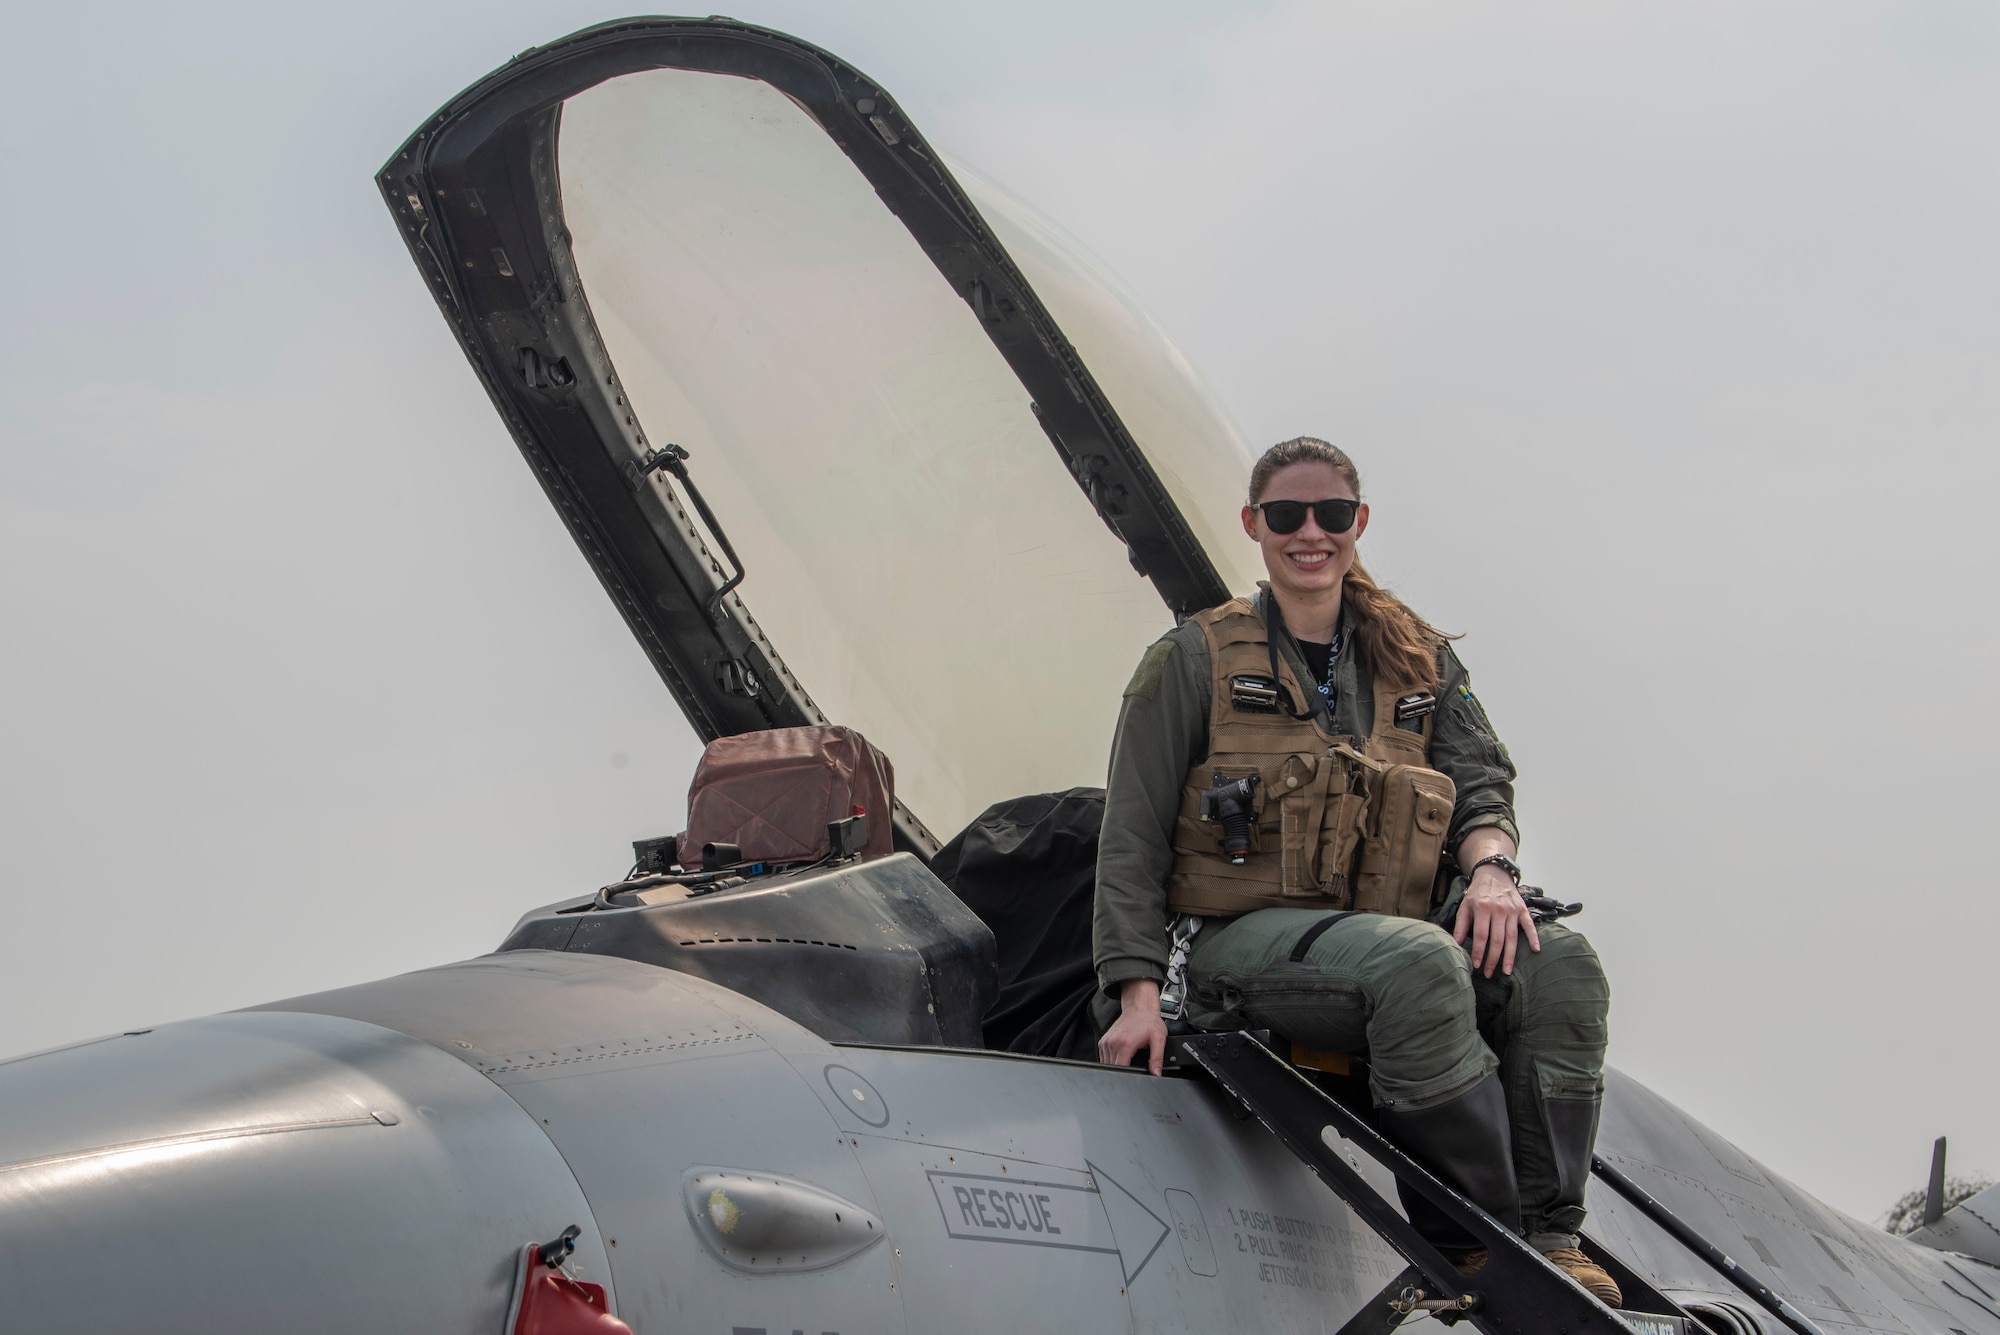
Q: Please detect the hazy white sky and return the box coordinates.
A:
[2,0,1995,1227]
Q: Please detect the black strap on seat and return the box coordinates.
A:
[1289,911,1355,962]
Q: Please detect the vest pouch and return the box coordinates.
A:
[1310,746,1373,908]
[1351,763,1456,919]
[1274,752,1330,897]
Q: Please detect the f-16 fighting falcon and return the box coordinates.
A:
[3,17,1995,1335]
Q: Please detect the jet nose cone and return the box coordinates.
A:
[0,1012,606,1333]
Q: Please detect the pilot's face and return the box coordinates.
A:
[1241,461,1368,601]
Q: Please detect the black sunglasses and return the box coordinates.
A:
[1250,498,1360,535]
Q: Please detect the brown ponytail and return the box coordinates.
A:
[1250,437,1454,691]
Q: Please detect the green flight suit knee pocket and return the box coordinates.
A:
[1531,1057,1604,1238]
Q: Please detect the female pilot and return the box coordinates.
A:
[1091,436,1617,1305]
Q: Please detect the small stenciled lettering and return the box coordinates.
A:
[1225,1204,1373,1297]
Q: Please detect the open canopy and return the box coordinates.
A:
[380,17,1260,847]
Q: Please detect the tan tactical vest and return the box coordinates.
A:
[1166,597,1457,920]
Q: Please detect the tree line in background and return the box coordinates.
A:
[1883,1174,1994,1236]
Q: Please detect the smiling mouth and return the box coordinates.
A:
[1288,551,1333,570]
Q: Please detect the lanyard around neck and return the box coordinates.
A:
[1260,594,1337,722]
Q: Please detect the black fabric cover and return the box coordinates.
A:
[932,788,1105,1061]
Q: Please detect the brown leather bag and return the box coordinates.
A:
[683,725,896,862]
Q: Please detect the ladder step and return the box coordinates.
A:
[1173,1030,1683,1335]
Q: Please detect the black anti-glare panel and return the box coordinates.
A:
[378,17,1230,854]
[500,853,997,1048]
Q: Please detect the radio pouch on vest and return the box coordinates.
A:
[1352,755,1455,917]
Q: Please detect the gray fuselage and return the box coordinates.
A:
[1,935,1991,1335]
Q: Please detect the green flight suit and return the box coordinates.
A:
[1091,594,1610,1251]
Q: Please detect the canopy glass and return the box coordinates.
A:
[947,159,1264,598]
[561,68,1194,836]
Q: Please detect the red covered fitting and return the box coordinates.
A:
[505,1243,632,1335]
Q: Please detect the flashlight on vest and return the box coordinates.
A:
[1198,772,1260,865]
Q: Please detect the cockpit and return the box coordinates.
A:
[498,716,1118,1060]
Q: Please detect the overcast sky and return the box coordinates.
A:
[2,1,1994,1227]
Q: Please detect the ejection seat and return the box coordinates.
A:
[498,725,998,1049]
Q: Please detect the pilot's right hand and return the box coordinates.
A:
[1098,978,1169,1076]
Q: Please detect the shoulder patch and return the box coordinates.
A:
[1125,639,1175,700]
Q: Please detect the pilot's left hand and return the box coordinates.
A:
[1455,865,1541,979]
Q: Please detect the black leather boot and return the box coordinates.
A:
[1538,1092,1601,1241]
[1378,1074,1523,1255]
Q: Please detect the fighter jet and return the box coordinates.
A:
[3,17,1995,1335]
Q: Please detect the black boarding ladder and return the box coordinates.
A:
[1173,1031,1697,1335]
